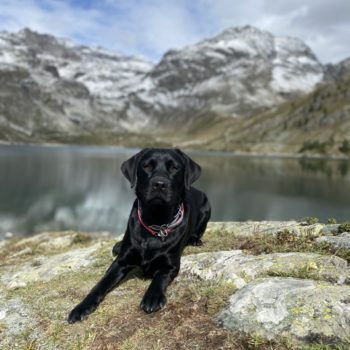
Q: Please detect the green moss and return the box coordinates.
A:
[268,261,320,280]
[290,306,305,315]
[327,218,337,224]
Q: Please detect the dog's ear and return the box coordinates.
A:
[175,149,201,189]
[121,149,149,188]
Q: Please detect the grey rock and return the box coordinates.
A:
[12,231,90,249]
[325,57,350,81]
[206,221,324,237]
[316,233,350,250]
[1,243,100,289]
[320,224,340,236]
[0,296,39,346]
[37,234,78,251]
[181,250,349,288]
[217,277,350,345]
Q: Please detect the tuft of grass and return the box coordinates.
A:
[247,332,267,348]
[302,217,320,225]
[72,233,92,245]
[327,218,337,224]
[338,222,350,233]
[186,281,237,316]
[330,247,350,262]
[189,227,350,264]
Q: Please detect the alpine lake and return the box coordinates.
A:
[1,144,349,238]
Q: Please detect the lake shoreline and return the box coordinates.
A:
[1,140,349,161]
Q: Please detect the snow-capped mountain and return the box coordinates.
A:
[0,28,153,98]
[126,26,324,130]
[0,28,153,139]
[0,26,328,142]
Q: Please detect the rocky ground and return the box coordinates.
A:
[1,221,350,349]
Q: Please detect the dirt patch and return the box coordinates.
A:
[85,283,271,350]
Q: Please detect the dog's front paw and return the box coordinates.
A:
[187,237,203,246]
[112,241,121,256]
[140,291,167,314]
[67,300,98,324]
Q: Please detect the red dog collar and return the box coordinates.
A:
[137,202,185,240]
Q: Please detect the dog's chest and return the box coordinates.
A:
[134,236,173,266]
[139,238,162,251]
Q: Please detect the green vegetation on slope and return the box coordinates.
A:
[182,72,350,156]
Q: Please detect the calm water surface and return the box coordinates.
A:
[0,144,350,238]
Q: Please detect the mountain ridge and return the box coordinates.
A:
[0,26,349,155]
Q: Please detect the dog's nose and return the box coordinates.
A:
[152,180,168,191]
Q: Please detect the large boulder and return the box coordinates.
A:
[181,250,349,287]
[217,277,350,346]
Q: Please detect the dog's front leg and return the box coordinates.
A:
[68,259,133,323]
[140,265,179,313]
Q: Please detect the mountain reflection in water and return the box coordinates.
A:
[0,145,349,238]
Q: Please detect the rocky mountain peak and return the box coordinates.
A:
[207,25,275,55]
[131,26,325,130]
[0,25,343,142]
[325,56,350,80]
[16,27,79,61]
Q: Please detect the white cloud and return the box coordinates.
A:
[0,0,349,63]
[196,0,350,63]
[0,0,105,45]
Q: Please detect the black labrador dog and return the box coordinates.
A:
[68,148,211,323]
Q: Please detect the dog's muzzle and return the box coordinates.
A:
[151,178,169,191]
[146,177,171,202]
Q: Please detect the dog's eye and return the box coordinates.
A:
[143,164,153,172]
[169,164,178,172]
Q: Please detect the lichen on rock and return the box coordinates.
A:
[2,243,100,289]
[181,250,349,287]
[216,277,350,346]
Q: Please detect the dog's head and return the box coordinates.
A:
[121,148,201,205]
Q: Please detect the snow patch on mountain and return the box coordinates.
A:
[271,68,323,92]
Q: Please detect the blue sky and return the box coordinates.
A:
[0,0,349,63]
